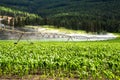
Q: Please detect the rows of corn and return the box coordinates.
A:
[0,41,120,79]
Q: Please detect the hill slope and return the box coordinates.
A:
[0,0,119,17]
[0,6,42,27]
[0,0,120,32]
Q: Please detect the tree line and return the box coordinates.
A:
[1,16,43,27]
[1,13,120,33]
[0,6,42,27]
[43,14,120,33]
[0,6,120,33]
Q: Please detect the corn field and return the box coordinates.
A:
[0,41,120,79]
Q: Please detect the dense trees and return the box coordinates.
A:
[1,16,42,27]
[0,0,119,17]
[0,6,42,27]
[0,0,120,33]
[44,14,120,33]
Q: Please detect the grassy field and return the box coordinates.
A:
[0,38,120,79]
[26,25,86,34]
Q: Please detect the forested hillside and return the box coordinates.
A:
[0,0,119,17]
[0,6,42,27]
[0,0,120,33]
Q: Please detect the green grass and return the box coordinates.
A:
[113,33,120,37]
[0,6,39,18]
[41,25,85,33]
[105,33,120,42]
[26,25,86,34]
[0,40,120,79]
